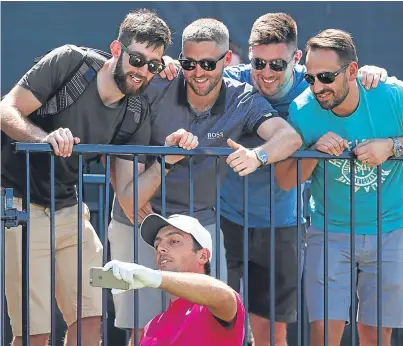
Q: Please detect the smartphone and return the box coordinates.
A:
[89,267,130,290]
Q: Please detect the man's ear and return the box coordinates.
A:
[248,46,253,61]
[224,51,233,68]
[294,49,303,65]
[110,40,121,59]
[348,61,359,81]
[198,249,210,265]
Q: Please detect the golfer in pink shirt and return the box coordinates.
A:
[104,213,245,345]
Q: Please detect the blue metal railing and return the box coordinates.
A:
[1,143,402,346]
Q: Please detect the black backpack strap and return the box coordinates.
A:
[35,47,108,118]
[110,96,144,145]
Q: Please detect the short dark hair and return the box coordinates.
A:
[191,235,211,276]
[118,8,172,51]
[305,29,358,64]
[182,18,229,52]
[249,13,297,49]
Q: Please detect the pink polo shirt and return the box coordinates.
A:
[140,292,245,346]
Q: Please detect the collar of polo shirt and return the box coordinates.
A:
[176,72,227,116]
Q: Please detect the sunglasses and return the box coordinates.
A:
[304,64,350,85]
[178,51,228,71]
[120,43,165,74]
[250,53,296,72]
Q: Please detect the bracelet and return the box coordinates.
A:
[156,156,176,170]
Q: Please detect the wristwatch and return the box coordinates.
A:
[391,137,403,157]
[253,148,269,167]
[156,156,176,170]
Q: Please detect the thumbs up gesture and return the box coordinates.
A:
[226,138,261,176]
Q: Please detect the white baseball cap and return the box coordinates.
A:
[140,213,213,260]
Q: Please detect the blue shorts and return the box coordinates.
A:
[304,225,403,328]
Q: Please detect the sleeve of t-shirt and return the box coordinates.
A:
[17,45,85,105]
[223,64,252,84]
[388,77,403,121]
[242,92,279,134]
[208,291,246,336]
[142,73,177,107]
[287,101,312,150]
[231,292,246,331]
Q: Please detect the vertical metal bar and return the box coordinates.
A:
[296,159,302,345]
[160,156,167,218]
[49,155,56,346]
[160,156,167,311]
[324,160,329,346]
[133,156,139,346]
[269,164,275,346]
[98,184,104,244]
[376,165,382,346]
[22,152,31,346]
[188,157,194,217]
[77,154,83,346]
[303,280,309,346]
[102,155,111,346]
[215,158,221,280]
[243,175,249,346]
[350,160,356,346]
[0,190,5,346]
[303,181,311,346]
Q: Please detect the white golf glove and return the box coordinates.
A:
[103,260,163,294]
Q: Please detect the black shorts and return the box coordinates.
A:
[221,216,306,323]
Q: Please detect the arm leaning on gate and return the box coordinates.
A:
[275,131,349,191]
[226,116,302,177]
[0,85,80,157]
[112,129,199,224]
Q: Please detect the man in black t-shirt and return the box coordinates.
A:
[0,9,172,346]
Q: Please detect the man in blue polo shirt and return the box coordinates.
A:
[108,18,302,344]
[276,29,403,346]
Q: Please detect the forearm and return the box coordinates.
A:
[159,271,235,311]
[117,161,169,223]
[260,127,302,164]
[275,157,318,191]
[0,104,47,142]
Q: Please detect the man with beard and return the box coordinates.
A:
[0,9,172,346]
[103,213,246,345]
[276,29,403,346]
[108,17,302,344]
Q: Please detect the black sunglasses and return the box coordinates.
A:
[120,43,165,74]
[304,64,350,85]
[251,53,296,72]
[178,51,227,71]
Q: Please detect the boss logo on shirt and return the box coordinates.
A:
[207,132,224,139]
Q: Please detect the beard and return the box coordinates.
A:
[314,77,350,110]
[254,69,293,99]
[185,65,224,97]
[113,54,151,96]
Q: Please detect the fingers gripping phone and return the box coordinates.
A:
[89,267,130,290]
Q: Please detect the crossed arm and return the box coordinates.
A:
[275,132,402,191]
